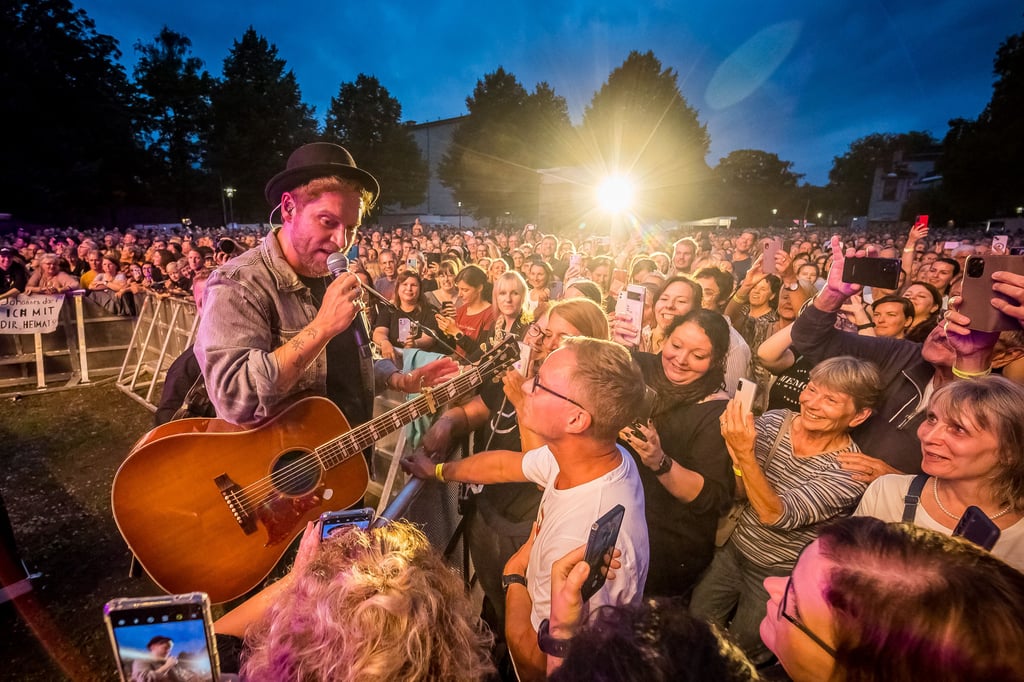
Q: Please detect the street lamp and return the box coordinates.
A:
[224,187,236,227]
[458,201,462,230]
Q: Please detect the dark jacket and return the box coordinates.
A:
[791,305,927,474]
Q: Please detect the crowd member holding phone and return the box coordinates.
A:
[612,275,702,353]
[404,337,649,682]
[760,517,1024,682]
[216,520,494,681]
[790,235,999,478]
[372,271,438,360]
[854,376,1024,570]
[423,258,460,312]
[619,310,735,597]
[434,264,496,358]
[690,356,880,666]
[413,298,610,658]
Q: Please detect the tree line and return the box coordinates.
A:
[1,0,1020,229]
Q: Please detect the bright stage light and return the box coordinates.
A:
[597,175,635,214]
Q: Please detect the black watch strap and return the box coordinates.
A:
[501,573,527,593]
[537,618,572,658]
[653,454,673,476]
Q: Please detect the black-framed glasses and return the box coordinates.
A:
[529,374,587,412]
[780,575,837,658]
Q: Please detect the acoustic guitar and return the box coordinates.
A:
[112,337,518,603]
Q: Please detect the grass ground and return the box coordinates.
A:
[1,380,162,681]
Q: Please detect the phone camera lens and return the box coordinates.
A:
[967,258,985,278]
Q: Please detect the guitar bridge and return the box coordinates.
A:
[215,474,257,535]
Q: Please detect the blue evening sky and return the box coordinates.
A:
[76,0,1021,185]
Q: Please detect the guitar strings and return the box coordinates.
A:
[231,350,512,509]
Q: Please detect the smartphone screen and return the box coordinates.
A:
[580,504,625,601]
[992,236,1009,254]
[320,507,375,540]
[104,593,219,682]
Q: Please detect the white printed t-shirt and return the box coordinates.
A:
[521,444,650,630]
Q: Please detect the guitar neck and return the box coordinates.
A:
[313,367,485,469]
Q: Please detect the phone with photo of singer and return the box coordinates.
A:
[104,592,220,682]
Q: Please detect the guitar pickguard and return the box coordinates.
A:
[256,483,326,547]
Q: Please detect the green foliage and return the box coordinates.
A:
[939,31,1024,221]
[206,27,318,223]
[712,150,804,227]
[438,67,572,221]
[0,0,140,222]
[132,26,214,216]
[575,50,711,219]
[827,131,937,217]
[324,74,428,210]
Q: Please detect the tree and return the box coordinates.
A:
[0,0,141,222]
[324,74,428,210]
[438,67,572,221]
[132,26,213,216]
[826,131,937,217]
[574,50,711,220]
[939,30,1024,221]
[207,27,318,222]
[712,150,803,227]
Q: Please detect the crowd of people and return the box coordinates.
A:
[8,141,1024,681]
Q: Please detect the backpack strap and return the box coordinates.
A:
[902,474,929,523]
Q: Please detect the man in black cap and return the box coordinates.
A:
[194,143,455,428]
[0,247,28,301]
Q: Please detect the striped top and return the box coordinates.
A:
[732,409,866,569]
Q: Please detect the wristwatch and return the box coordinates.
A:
[652,454,673,476]
[537,618,572,658]
[502,573,527,593]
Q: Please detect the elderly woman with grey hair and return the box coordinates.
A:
[690,355,881,666]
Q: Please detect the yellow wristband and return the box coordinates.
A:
[435,462,445,482]
[732,466,743,477]
[952,366,992,379]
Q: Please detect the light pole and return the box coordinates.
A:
[458,201,462,230]
[771,208,778,227]
[224,187,236,227]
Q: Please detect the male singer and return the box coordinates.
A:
[195,142,455,428]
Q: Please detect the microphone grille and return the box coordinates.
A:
[326,252,349,278]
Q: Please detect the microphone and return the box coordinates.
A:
[328,251,462,359]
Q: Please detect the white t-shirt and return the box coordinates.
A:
[521,444,650,630]
[855,474,1024,572]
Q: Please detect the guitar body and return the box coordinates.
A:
[112,397,368,603]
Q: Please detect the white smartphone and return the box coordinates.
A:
[615,284,647,346]
[736,377,757,414]
[514,341,533,377]
[104,592,220,682]
[992,235,1009,254]
[397,317,411,343]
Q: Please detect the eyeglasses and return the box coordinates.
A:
[529,374,587,412]
[780,576,836,658]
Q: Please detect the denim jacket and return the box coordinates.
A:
[195,228,393,426]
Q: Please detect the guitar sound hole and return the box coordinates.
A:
[271,450,321,496]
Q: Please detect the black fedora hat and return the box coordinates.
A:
[264,142,380,206]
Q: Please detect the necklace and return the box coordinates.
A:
[932,477,1012,521]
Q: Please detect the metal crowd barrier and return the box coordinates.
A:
[0,291,135,397]
[116,294,198,409]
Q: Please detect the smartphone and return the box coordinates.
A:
[841,257,901,290]
[406,257,419,270]
[569,253,582,271]
[580,504,625,601]
[761,237,783,274]
[1011,247,1024,256]
[992,235,1009,254]
[425,252,441,266]
[943,241,961,251]
[628,385,659,442]
[441,301,457,318]
[952,505,1000,551]
[615,284,647,346]
[960,255,1024,332]
[914,214,929,228]
[514,341,534,377]
[736,377,757,414]
[398,317,411,343]
[319,507,375,540]
[104,592,220,682]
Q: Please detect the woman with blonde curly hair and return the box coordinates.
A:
[216,521,493,682]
